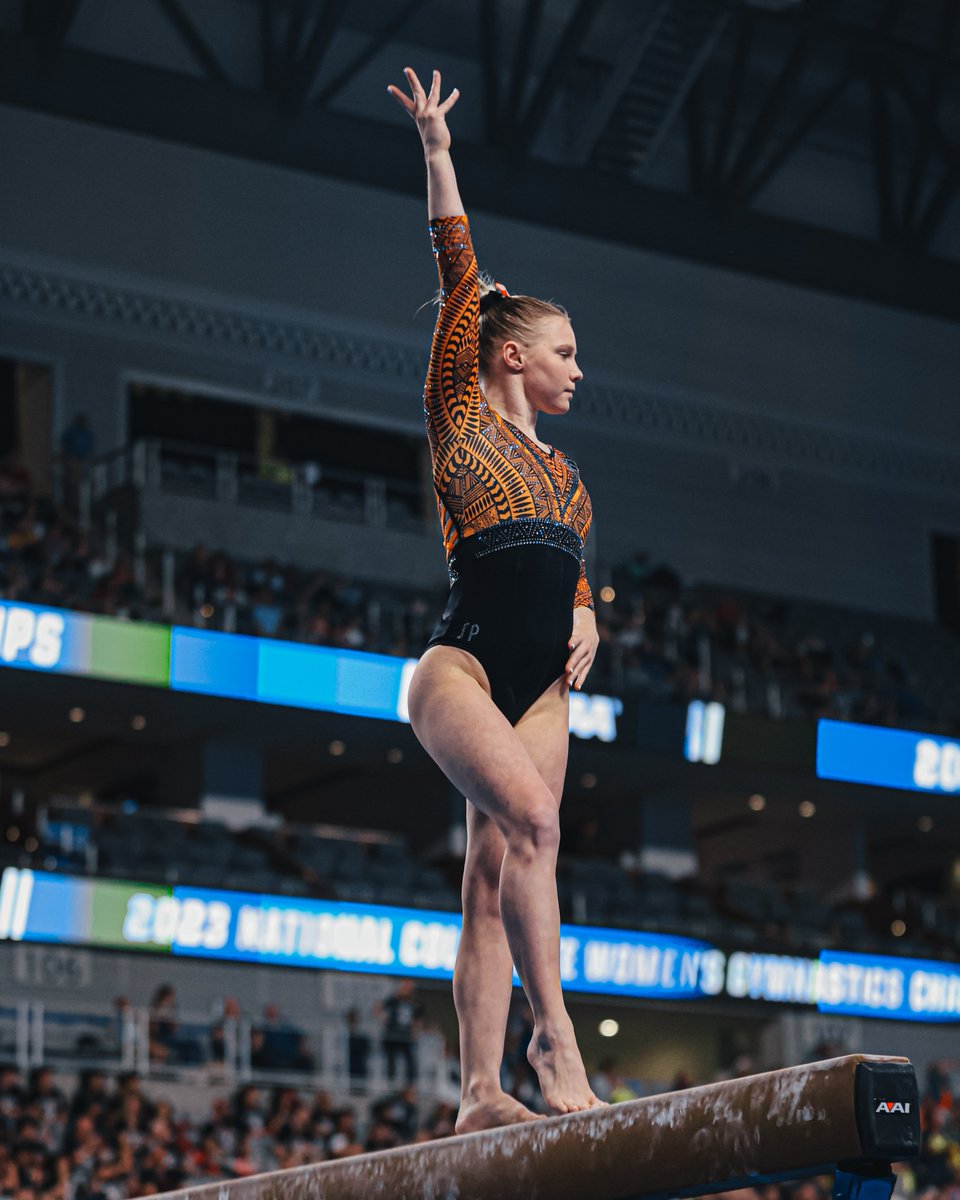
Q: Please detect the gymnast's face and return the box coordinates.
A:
[506,315,582,414]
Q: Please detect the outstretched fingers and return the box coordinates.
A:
[438,83,461,115]
[388,67,459,118]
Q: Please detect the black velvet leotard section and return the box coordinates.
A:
[425,518,582,726]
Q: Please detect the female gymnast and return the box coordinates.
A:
[388,67,602,1132]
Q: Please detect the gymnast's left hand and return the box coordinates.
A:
[566,608,599,691]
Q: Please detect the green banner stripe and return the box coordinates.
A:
[90,878,172,948]
[88,617,171,686]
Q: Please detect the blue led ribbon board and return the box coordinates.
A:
[816,719,960,795]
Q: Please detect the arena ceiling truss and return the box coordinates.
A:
[1,0,959,319]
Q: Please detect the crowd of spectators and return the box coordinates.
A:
[1,1053,957,1200]
[139,981,423,1085]
[1,442,955,734]
[0,1063,455,1200]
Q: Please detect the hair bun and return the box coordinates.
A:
[479,291,504,314]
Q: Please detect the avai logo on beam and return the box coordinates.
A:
[817,719,960,795]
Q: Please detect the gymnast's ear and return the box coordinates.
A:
[500,338,525,372]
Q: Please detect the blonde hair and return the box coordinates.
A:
[477,272,569,378]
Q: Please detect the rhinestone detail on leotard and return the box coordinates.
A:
[447,517,583,584]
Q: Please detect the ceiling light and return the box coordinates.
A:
[599,1019,619,1038]
[329,740,346,756]
[798,800,816,818]
[68,707,85,723]
[131,715,147,731]
[748,794,766,812]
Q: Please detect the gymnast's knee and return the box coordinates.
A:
[504,802,560,861]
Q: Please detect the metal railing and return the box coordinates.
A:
[0,999,445,1095]
[62,438,427,535]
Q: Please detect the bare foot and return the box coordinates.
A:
[455,1088,544,1134]
[527,1023,605,1115]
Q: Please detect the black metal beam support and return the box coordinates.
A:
[737,74,851,207]
[1,32,958,321]
[152,0,230,86]
[479,0,502,144]
[260,0,278,93]
[684,74,707,195]
[313,0,430,107]
[901,0,960,233]
[915,160,960,253]
[512,0,602,154]
[282,0,312,85]
[722,0,837,199]
[40,0,82,50]
[868,71,898,243]
[506,0,545,119]
[284,0,350,111]
[708,8,754,186]
[722,4,960,83]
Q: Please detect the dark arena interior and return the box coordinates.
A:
[0,2,958,1198]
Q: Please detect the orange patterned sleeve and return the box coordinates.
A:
[424,215,482,451]
[575,511,594,610]
[575,557,594,611]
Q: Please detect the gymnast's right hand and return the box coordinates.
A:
[387,67,460,154]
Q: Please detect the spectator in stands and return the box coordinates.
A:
[199,1096,237,1158]
[309,1090,337,1145]
[364,1116,401,1152]
[209,996,242,1065]
[27,1068,68,1128]
[325,1108,363,1158]
[251,1005,314,1073]
[147,985,180,1065]
[69,1069,109,1122]
[60,412,95,466]
[589,1057,638,1104]
[59,412,95,516]
[231,1085,266,1138]
[345,1007,371,1091]
[377,980,422,1084]
[0,1063,25,1138]
[372,1083,418,1142]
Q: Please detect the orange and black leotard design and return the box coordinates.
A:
[422,214,595,725]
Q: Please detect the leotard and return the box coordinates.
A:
[422,215,594,726]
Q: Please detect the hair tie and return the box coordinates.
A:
[479,285,510,315]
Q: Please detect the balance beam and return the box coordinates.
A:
[155,1054,918,1200]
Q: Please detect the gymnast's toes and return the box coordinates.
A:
[455,1091,544,1134]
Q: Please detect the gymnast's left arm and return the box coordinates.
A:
[566,561,598,691]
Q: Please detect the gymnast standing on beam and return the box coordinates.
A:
[387,67,602,1131]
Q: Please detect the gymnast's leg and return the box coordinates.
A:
[409,646,600,1117]
[453,804,541,1133]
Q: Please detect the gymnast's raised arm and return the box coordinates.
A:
[388,68,481,448]
[388,67,462,218]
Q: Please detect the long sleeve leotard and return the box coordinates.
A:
[422,215,595,725]
[424,215,594,611]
